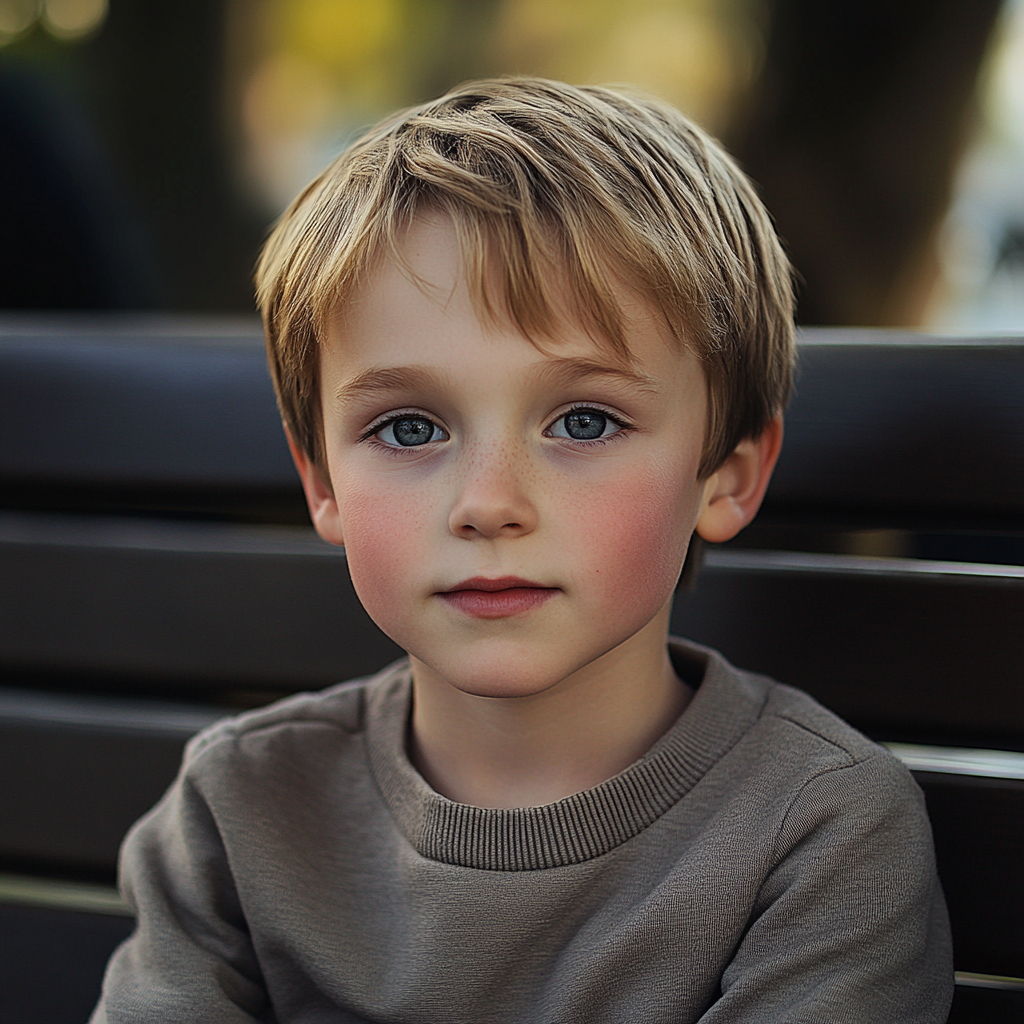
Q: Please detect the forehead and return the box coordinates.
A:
[324,214,698,390]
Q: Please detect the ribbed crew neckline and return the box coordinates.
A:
[366,639,767,871]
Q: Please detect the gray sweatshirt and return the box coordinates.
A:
[91,639,953,1023]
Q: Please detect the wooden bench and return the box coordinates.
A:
[1,316,1021,1022]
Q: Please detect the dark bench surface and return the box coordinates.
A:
[0,314,301,522]
[770,332,1024,529]
[0,314,285,487]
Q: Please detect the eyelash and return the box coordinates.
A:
[545,404,634,446]
[358,404,635,450]
[358,410,447,449]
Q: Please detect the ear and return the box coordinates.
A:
[696,417,783,544]
[285,428,345,547]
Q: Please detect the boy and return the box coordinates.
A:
[92,78,952,1022]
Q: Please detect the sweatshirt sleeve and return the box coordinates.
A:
[90,732,274,1024]
[698,751,953,1024]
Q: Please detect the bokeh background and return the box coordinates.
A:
[1,0,1022,329]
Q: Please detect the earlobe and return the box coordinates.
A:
[696,417,783,544]
[285,428,345,547]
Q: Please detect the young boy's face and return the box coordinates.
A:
[308,214,713,700]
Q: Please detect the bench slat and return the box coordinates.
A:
[672,549,1024,749]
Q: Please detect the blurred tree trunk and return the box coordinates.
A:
[84,0,264,311]
[729,0,1005,326]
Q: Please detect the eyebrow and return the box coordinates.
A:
[333,365,449,404]
[332,356,659,405]
[532,357,660,395]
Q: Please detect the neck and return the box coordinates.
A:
[407,609,692,808]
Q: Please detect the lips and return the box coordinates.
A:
[439,576,558,619]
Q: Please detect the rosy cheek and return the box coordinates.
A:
[561,464,696,619]
[336,482,426,637]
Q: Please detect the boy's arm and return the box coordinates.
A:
[701,752,953,1023]
[90,738,273,1024]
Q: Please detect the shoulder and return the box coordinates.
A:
[180,656,410,776]
[756,673,917,800]
[117,658,412,901]
[671,637,923,823]
[755,674,902,776]
[675,641,941,894]
[727,669,933,867]
[755,680,929,848]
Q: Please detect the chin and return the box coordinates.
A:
[447,673,563,700]
[411,642,582,701]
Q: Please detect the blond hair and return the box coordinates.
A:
[256,77,795,478]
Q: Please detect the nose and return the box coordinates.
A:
[448,442,539,540]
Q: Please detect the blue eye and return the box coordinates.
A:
[549,408,623,441]
[377,416,447,447]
